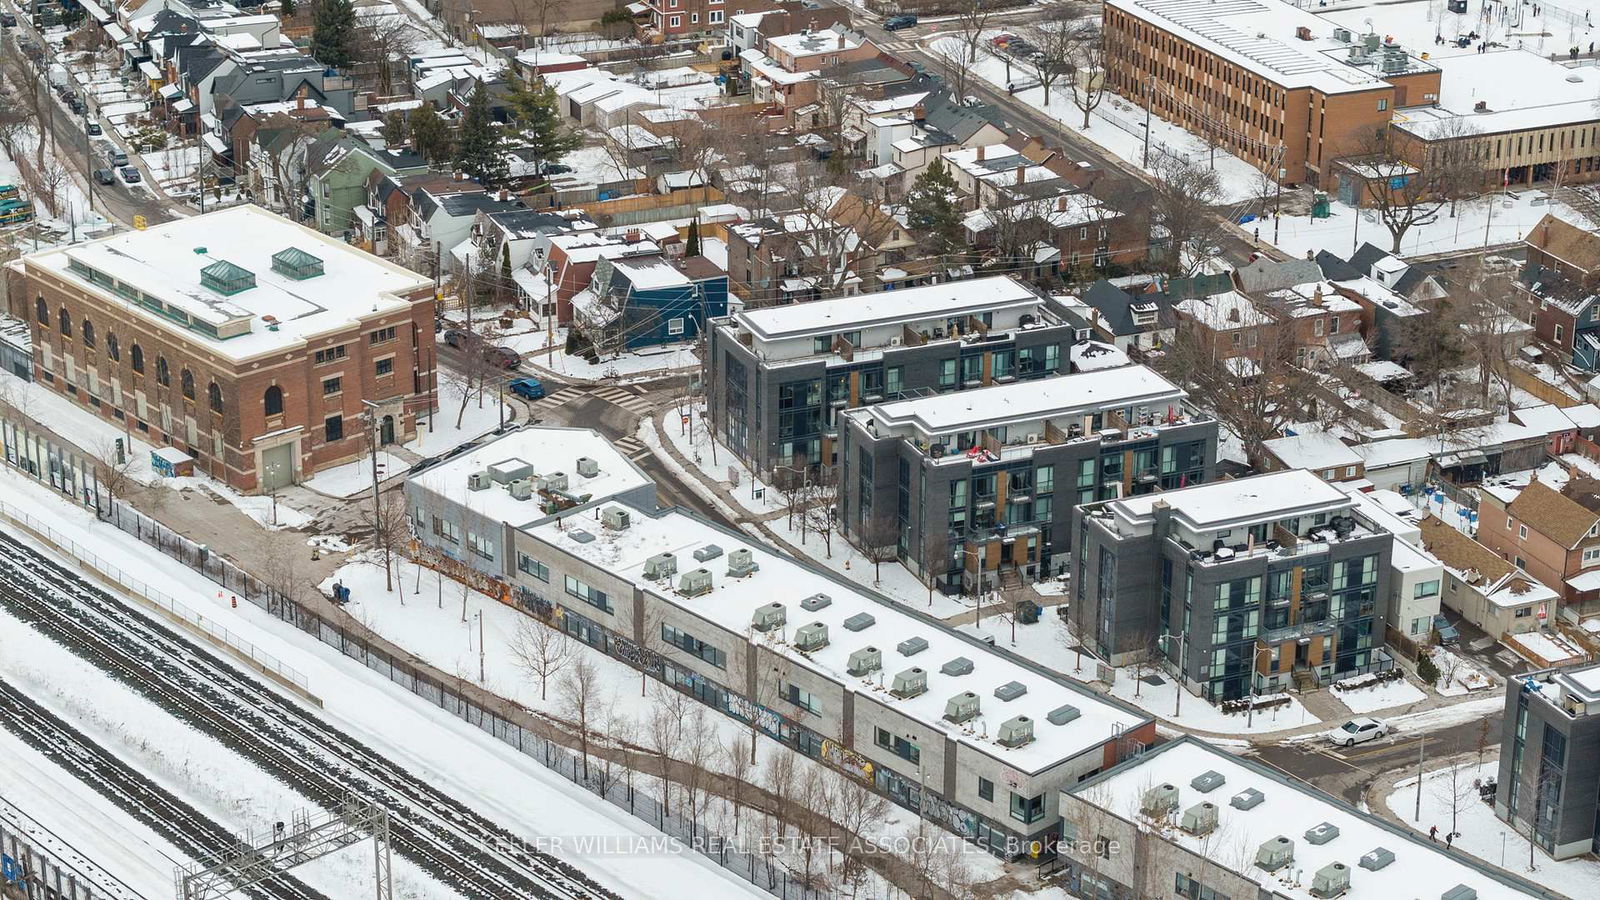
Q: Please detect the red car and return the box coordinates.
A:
[990,33,1017,47]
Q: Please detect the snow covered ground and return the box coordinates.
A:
[411,373,512,457]
[301,450,409,499]
[1269,189,1564,260]
[1333,676,1428,714]
[503,323,701,382]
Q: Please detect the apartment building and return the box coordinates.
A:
[1073,470,1395,700]
[1060,736,1556,900]
[1102,0,1439,186]
[838,366,1216,594]
[740,25,880,129]
[2,206,436,493]
[1500,665,1600,863]
[704,276,1091,474]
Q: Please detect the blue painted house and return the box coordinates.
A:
[578,252,729,351]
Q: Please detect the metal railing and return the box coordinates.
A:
[0,796,150,900]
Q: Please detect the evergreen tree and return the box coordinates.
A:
[904,157,964,257]
[685,218,701,257]
[454,84,507,185]
[409,103,452,168]
[310,0,356,70]
[382,109,408,145]
[499,241,512,303]
[279,0,295,17]
[505,77,581,176]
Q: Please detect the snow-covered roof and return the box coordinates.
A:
[1354,360,1411,383]
[734,275,1043,341]
[1397,49,1600,139]
[765,28,863,59]
[1512,404,1577,435]
[861,366,1186,437]
[1069,340,1130,372]
[1351,438,1434,470]
[1112,469,1352,532]
[22,206,429,363]
[1071,736,1551,900]
[1263,432,1361,471]
[1175,289,1271,329]
[1564,403,1600,429]
[527,506,1146,772]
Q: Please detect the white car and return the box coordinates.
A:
[1327,717,1389,748]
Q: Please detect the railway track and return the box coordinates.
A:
[0,527,620,900]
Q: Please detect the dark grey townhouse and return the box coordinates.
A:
[704,275,1092,476]
[1500,664,1600,860]
[837,365,1216,595]
[1072,470,1397,702]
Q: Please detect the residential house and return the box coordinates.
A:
[572,253,729,353]
[740,25,880,130]
[1419,515,1557,638]
[304,134,429,239]
[1260,432,1366,485]
[538,231,662,325]
[725,1,850,55]
[1512,404,1582,456]
[1077,280,1176,356]
[1478,477,1600,605]
[1522,214,1600,369]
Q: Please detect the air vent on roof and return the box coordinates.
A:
[539,472,569,492]
[892,667,928,698]
[794,621,828,652]
[200,258,256,295]
[468,470,493,491]
[752,602,786,632]
[1255,836,1294,872]
[1141,784,1180,818]
[1305,822,1340,845]
[1191,771,1226,793]
[728,548,759,578]
[847,646,881,676]
[568,529,595,543]
[509,479,534,500]
[270,246,323,279]
[843,612,875,632]
[1441,889,1477,900]
[1311,862,1350,899]
[576,456,599,477]
[693,544,723,562]
[601,507,630,530]
[801,593,832,612]
[1359,847,1395,871]
[898,637,929,656]
[1231,788,1264,810]
[643,553,677,580]
[997,715,1033,747]
[1046,704,1080,725]
[678,568,713,597]
[941,657,974,676]
[994,681,1027,702]
[488,458,533,483]
[1180,802,1218,836]
[944,691,980,723]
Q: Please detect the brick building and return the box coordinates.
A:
[3,206,436,494]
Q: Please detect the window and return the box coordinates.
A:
[1378,98,1388,111]
[1583,546,1600,567]
[35,296,47,324]
[874,727,920,764]
[517,553,550,581]
[431,515,459,543]
[324,415,344,442]
[314,345,347,365]
[1519,524,1528,540]
[375,358,394,377]
[1009,791,1043,824]
[709,9,723,22]
[780,681,820,713]
[107,332,119,361]
[131,344,144,373]
[938,358,957,388]
[660,623,726,667]
[180,368,195,400]
[264,385,284,416]
[690,11,698,22]
[208,381,223,413]
[667,317,686,336]
[1313,318,1325,337]
[467,531,495,561]
[1413,579,1441,598]
[1516,607,1533,618]
[81,319,96,348]
[886,366,903,396]
[322,376,343,396]
[668,13,680,26]
[978,777,994,802]
[565,575,613,613]
[59,307,71,336]
[155,356,170,386]
[368,326,397,345]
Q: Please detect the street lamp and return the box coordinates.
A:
[1246,645,1273,729]
[1157,632,1187,718]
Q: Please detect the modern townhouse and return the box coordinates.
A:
[1500,664,1600,862]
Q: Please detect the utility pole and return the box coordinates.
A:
[544,257,555,361]
[1414,735,1425,823]
[1273,147,1285,245]
[361,399,389,591]
[1142,78,1152,169]
[477,610,485,683]
[83,101,94,215]
[1160,632,1185,718]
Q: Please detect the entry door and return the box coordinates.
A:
[381,415,396,446]
[260,444,294,492]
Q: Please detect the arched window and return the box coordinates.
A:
[130,343,144,373]
[81,319,96,349]
[107,332,119,361]
[35,296,47,325]
[156,355,170,386]
[180,368,195,400]
[208,381,223,413]
[58,307,71,336]
[264,385,284,417]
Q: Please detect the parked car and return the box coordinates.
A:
[68,97,85,114]
[119,166,141,183]
[508,377,546,400]
[1433,613,1460,645]
[542,163,573,176]
[989,33,1016,47]
[105,147,128,167]
[85,122,101,136]
[0,12,17,26]
[93,168,114,185]
[1326,717,1389,748]
[442,328,473,349]
[484,345,521,369]
[883,13,917,30]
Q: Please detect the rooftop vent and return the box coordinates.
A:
[693,544,723,562]
[538,472,569,492]
[994,681,1027,702]
[752,602,786,632]
[270,246,323,280]
[200,259,256,295]
[678,568,712,597]
[1141,784,1180,818]
[847,646,881,676]
[1191,771,1226,793]
[728,548,759,578]
[801,593,832,612]
[843,612,875,632]
[488,458,533,483]
[898,637,929,656]
[891,667,928,698]
[468,470,493,491]
[1441,888,1477,900]
[601,507,630,530]
[576,456,600,477]
[1305,822,1340,845]
[944,691,981,723]
[941,657,974,676]
[508,478,534,500]
[794,621,828,652]
[996,715,1034,748]
[1359,847,1395,871]
[1311,862,1350,899]
[1231,788,1265,811]
[568,529,595,543]
[643,553,677,580]
[1255,836,1294,872]
[1046,704,1080,725]
[1180,802,1218,836]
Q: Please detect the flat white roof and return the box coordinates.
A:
[863,366,1185,436]
[1263,432,1362,471]
[765,29,863,58]
[412,426,651,529]
[529,507,1145,772]
[1074,738,1547,899]
[1351,437,1434,469]
[1396,50,1600,138]
[1113,470,1352,531]
[734,276,1044,341]
[24,206,430,363]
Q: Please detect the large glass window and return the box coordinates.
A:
[565,575,613,614]
[874,727,920,764]
[661,623,726,667]
[1009,791,1043,824]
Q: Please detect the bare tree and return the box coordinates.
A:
[761,743,797,842]
[1160,316,1318,462]
[558,656,604,780]
[351,12,420,96]
[1432,757,1476,835]
[646,683,689,815]
[0,101,28,161]
[1063,18,1112,130]
[1428,117,1485,217]
[721,727,756,832]
[936,45,970,105]
[1149,151,1227,277]
[38,161,69,218]
[509,616,572,700]
[679,705,717,838]
[92,437,139,500]
[363,490,410,593]
[953,0,992,64]
[1353,126,1447,253]
[1026,10,1078,106]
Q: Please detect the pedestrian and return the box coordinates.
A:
[1430,825,1438,842]
[1446,831,1455,849]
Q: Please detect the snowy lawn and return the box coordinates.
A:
[410,373,512,457]
[301,451,408,499]
[1268,189,1564,260]
[1509,629,1589,666]
[1430,646,1499,697]
[1333,676,1428,714]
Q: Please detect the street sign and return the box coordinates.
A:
[132,214,147,230]
[2,853,19,884]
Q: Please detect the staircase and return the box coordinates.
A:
[1292,668,1318,692]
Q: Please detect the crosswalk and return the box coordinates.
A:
[522,386,579,417]
[611,435,651,461]
[880,39,918,53]
[591,385,656,415]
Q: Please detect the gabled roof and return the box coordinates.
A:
[1419,515,1514,587]
[1080,279,1174,336]
[1234,256,1323,293]
[1313,249,1363,282]
[923,96,1005,143]
[1509,478,1600,549]
[1348,241,1390,275]
[1526,212,1600,274]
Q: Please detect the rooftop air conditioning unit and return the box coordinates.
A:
[488,458,534,483]
[1192,771,1226,793]
[508,478,534,500]
[728,547,759,578]
[576,456,600,477]
[1311,862,1351,899]
[602,507,631,530]
[1142,784,1180,819]
[752,601,786,632]
[1305,822,1340,845]
[794,621,828,652]
[1181,802,1218,836]
[678,568,713,597]
[1046,704,1080,725]
[539,472,569,492]
[694,544,724,562]
[1255,836,1295,872]
[898,637,929,656]
[1359,847,1395,871]
[944,691,981,723]
[843,612,875,632]
[847,646,881,675]
[889,335,902,347]
[994,681,1027,701]
[468,470,493,491]
[801,593,832,612]
[1231,788,1265,810]
[891,666,928,698]
[997,715,1034,748]
[643,552,678,580]
[1441,887,1477,900]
